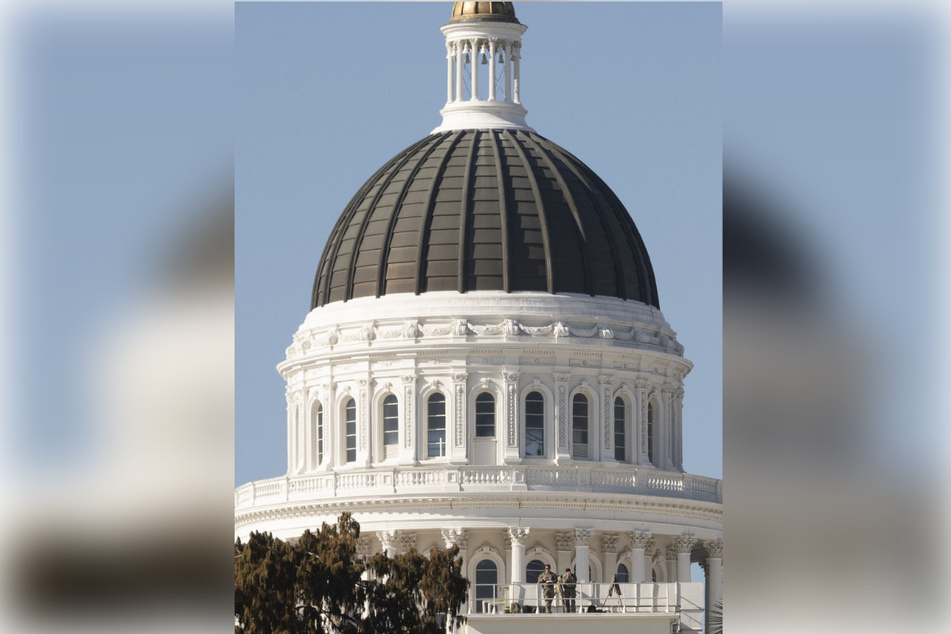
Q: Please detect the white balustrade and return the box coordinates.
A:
[235,465,722,510]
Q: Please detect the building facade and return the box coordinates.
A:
[235,4,721,633]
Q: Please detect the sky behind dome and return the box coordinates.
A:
[235,2,722,487]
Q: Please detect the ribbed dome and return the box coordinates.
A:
[450,2,519,24]
[312,129,659,309]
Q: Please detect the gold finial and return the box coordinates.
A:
[450,2,519,24]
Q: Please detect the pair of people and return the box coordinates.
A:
[536,564,577,613]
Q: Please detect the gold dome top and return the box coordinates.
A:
[450,2,519,24]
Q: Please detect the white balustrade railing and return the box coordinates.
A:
[474,582,692,615]
[235,465,721,509]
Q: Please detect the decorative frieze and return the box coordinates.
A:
[555,531,574,551]
[286,319,687,360]
[398,532,417,553]
[356,536,373,558]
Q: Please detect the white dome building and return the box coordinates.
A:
[235,3,721,633]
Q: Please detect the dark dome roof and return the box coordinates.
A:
[312,129,659,309]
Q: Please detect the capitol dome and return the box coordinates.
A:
[237,4,720,632]
[313,129,659,309]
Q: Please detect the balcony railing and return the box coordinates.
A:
[472,582,702,616]
[236,465,722,510]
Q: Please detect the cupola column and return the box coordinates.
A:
[455,41,464,102]
[446,43,454,104]
[488,39,497,100]
[504,41,512,101]
[512,43,521,104]
[434,4,532,133]
[470,38,479,100]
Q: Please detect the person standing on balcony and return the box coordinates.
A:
[537,564,558,613]
[559,568,577,613]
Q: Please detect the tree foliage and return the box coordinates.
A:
[235,514,468,634]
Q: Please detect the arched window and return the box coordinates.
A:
[647,400,656,465]
[526,559,547,584]
[427,393,446,458]
[614,397,626,461]
[475,392,495,438]
[382,395,399,459]
[315,402,324,465]
[616,563,629,583]
[572,393,589,459]
[524,391,545,457]
[345,398,357,463]
[474,559,498,613]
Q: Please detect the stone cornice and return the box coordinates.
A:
[234,493,723,531]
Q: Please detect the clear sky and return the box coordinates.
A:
[235,2,722,487]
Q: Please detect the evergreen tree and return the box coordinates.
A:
[235,514,468,633]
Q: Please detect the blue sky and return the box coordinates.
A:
[235,2,722,487]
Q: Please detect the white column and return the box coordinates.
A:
[504,42,512,102]
[378,530,397,558]
[553,373,571,462]
[442,528,469,565]
[574,529,593,583]
[446,43,454,104]
[601,532,618,582]
[488,39,497,100]
[512,43,521,104]
[450,373,468,463]
[666,545,678,583]
[508,528,529,583]
[664,387,675,470]
[555,531,573,578]
[470,39,479,101]
[400,375,417,465]
[675,536,696,583]
[599,376,615,464]
[455,40,464,101]
[635,380,648,464]
[502,371,520,463]
[674,388,685,470]
[630,531,652,583]
[705,540,723,619]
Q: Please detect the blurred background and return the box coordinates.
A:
[0,0,947,632]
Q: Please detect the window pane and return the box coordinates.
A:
[475,392,495,437]
[428,394,446,457]
[525,391,544,457]
[526,559,546,584]
[614,397,625,461]
[647,401,655,465]
[345,398,357,463]
[475,560,498,613]
[572,394,588,458]
[616,564,629,583]
[316,404,324,464]
[383,395,399,446]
